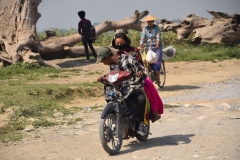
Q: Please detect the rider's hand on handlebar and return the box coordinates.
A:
[124,51,130,55]
[136,71,144,78]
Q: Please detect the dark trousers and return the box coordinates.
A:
[125,89,146,122]
[82,38,97,60]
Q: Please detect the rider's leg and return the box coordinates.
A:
[149,63,155,71]
[150,111,161,123]
[87,39,97,58]
[135,90,147,135]
[82,38,90,61]
[125,89,145,122]
[155,47,162,82]
[147,77,161,122]
[125,89,146,135]
[154,64,161,82]
[144,78,162,123]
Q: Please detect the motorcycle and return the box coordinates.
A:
[98,70,150,155]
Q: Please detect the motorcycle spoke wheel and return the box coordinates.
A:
[99,114,122,155]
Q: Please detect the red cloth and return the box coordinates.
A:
[144,78,164,114]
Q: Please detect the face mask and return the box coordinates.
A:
[115,44,126,50]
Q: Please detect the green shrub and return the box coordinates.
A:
[0,63,63,80]
[0,126,23,143]
[32,118,56,127]
[168,42,240,62]
[161,31,177,46]
[36,27,240,61]
[94,31,114,46]
[127,30,141,47]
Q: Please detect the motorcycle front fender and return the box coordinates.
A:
[100,101,123,119]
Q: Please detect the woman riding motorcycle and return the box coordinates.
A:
[96,46,147,135]
[111,32,163,122]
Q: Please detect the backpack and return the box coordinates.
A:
[83,21,96,43]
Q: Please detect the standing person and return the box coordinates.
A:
[140,14,163,83]
[78,10,97,63]
[112,32,163,123]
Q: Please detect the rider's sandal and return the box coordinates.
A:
[151,114,161,123]
[155,80,160,84]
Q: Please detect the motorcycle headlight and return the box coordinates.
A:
[108,73,119,83]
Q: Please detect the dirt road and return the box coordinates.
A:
[0,59,240,160]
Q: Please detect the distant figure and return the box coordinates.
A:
[78,10,97,63]
[140,14,163,83]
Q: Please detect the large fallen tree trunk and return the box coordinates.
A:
[42,46,119,59]
[0,0,60,68]
[192,11,240,43]
[1,0,239,68]
[40,10,149,59]
[0,0,149,67]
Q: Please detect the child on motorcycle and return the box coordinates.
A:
[96,46,147,135]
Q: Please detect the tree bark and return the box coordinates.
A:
[0,0,149,67]
[0,0,43,65]
[192,11,240,43]
[160,11,240,43]
[40,10,149,59]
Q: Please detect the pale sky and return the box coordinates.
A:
[37,0,240,31]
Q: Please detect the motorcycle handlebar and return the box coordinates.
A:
[99,72,146,85]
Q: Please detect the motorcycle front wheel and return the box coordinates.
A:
[99,113,122,155]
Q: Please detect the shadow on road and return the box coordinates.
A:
[117,134,195,155]
[158,85,200,92]
[55,59,96,68]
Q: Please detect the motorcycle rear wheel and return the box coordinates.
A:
[99,113,122,155]
[136,122,150,141]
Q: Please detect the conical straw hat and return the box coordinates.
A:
[141,14,159,21]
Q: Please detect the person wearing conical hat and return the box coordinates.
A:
[140,14,163,120]
[140,14,163,80]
